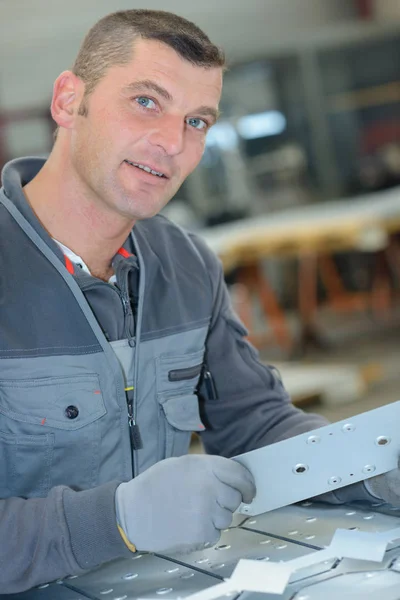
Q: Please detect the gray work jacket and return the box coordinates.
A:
[0,157,363,594]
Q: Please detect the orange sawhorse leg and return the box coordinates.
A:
[297,253,330,354]
[318,253,369,311]
[235,261,293,353]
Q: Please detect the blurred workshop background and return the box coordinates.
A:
[1,0,400,427]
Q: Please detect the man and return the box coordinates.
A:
[0,9,397,594]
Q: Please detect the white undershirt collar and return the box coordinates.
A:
[53,238,117,284]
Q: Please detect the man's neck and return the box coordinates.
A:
[83,263,116,283]
[22,150,134,277]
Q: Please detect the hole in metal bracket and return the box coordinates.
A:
[293,464,309,474]
[307,435,320,445]
[362,465,376,474]
[376,436,391,446]
[342,423,355,432]
[328,475,342,485]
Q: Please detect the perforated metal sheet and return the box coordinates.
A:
[238,553,400,600]
[234,402,400,516]
[292,569,400,600]
[7,504,400,599]
[355,501,400,518]
[166,526,315,580]
[241,502,400,549]
[0,583,89,600]
[60,554,221,600]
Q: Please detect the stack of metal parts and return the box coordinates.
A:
[7,501,400,600]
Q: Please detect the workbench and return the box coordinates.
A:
[7,501,400,600]
[201,186,400,270]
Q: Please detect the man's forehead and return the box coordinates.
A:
[124,38,223,87]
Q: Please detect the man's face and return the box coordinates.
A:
[69,38,223,222]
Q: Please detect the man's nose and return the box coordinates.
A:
[148,116,185,156]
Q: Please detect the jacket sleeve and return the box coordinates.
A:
[0,481,131,593]
[191,234,328,457]
[193,234,379,507]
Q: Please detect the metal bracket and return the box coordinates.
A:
[233,401,400,516]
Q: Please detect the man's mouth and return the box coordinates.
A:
[124,160,167,178]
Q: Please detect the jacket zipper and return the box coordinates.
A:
[120,292,142,455]
[76,277,141,460]
[125,386,143,451]
[120,291,135,344]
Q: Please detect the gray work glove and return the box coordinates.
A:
[115,454,256,555]
[364,464,400,507]
[312,460,400,507]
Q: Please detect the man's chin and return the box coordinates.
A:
[119,198,168,222]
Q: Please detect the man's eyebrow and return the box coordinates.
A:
[122,79,220,123]
[122,79,173,102]
[195,106,220,124]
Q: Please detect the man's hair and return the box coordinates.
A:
[72,9,225,102]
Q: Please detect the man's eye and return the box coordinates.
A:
[186,117,207,130]
[136,97,156,109]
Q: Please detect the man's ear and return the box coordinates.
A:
[50,71,85,130]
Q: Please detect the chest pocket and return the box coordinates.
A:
[156,350,205,459]
[0,374,106,498]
